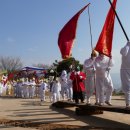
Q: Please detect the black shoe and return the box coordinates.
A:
[81,101,85,103]
[98,103,104,106]
[105,101,112,106]
[75,102,79,104]
[86,103,91,106]
[41,100,43,102]
[126,104,130,109]
[95,102,99,105]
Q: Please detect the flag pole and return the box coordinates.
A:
[88,5,93,50]
[88,5,98,104]
[108,0,129,42]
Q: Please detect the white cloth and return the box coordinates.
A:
[22,81,29,98]
[39,82,48,101]
[51,81,61,103]
[95,55,114,103]
[95,56,114,77]
[120,43,130,69]
[67,72,73,100]
[83,58,96,103]
[48,81,54,102]
[120,42,130,105]
[29,81,36,98]
[0,82,3,96]
[60,70,69,100]
[17,82,23,98]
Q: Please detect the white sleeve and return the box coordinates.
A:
[108,58,114,67]
[51,83,54,92]
[84,59,93,69]
[120,45,129,56]
[59,83,61,91]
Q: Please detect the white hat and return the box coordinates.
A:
[69,65,73,69]
[55,77,59,81]
[61,70,67,75]
[50,69,54,73]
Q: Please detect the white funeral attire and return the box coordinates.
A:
[29,80,36,98]
[0,82,3,96]
[51,80,61,103]
[15,82,19,97]
[60,70,69,100]
[120,42,130,106]
[49,80,54,102]
[22,81,29,98]
[83,57,96,104]
[17,82,23,98]
[67,72,73,101]
[95,55,114,105]
[39,82,47,102]
[12,82,17,97]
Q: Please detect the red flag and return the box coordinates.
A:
[58,3,90,59]
[3,73,14,86]
[95,0,117,57]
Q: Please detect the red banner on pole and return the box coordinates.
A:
[95,0,117,57]
[58,3,90,59]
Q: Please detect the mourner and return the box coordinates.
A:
[95,53,114,106]
[120,41,130,108]
[83,50,97,105]
[70,66,86,104]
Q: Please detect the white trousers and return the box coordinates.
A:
[96,76,113,103]
[52,92,61,103]
[40,90,46,101]
[120,69,130,105]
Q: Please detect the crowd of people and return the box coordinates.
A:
[0,42,130,109]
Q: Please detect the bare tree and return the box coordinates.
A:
[0,56,23,72]
[32,63,51,69]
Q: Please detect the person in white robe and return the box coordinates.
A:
[17,80,23,98]
[0,80,3,96]
[60,70,69,100]
[29,79,36,98]
[22,78,29,98]
[48,76,54,102]
[67,68,73,101]
[39,80,48,102]
[12,81,17,97]
[51,78,61,103]
[1,80,7,96]
[95,53,114,106]
[83,50,97,104]
[120,41,130,108]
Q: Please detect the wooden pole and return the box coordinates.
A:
[108,0,129,41]
[88,5,93,50]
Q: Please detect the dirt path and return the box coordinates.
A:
[0,96,130,130]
